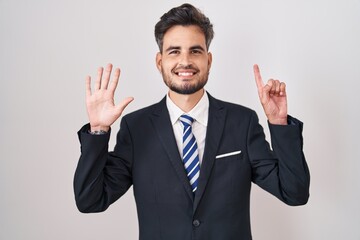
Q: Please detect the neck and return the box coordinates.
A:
[168,89,205,113]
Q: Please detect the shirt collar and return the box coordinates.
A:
[166,91,209,127]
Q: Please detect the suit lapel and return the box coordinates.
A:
[150,97,194,202]
[193,94,226,212]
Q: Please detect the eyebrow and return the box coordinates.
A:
[164,45,206,52]
[190,45,206,51]
[165,46,181,52]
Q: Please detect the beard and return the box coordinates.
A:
[161,66,209,95]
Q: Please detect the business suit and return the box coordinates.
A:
[74,93,310,240]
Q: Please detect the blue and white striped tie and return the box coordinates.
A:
[180,115,200,193]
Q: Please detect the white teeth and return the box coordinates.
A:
[178,72,194,76]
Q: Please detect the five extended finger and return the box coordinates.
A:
[101,63,113,90]
[116,97,134,114]
[108,68,121,94]
[85,75,92,98]
[95,67,103,90]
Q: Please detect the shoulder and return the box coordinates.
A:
[121,96,167,123]
[208,93,256,117]
[207,94,262,135]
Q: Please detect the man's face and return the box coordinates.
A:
[156,25,212,95]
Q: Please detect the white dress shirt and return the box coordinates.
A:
[166,91,209,164]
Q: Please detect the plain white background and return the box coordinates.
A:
[1,0,359,239]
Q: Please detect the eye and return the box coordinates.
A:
[191,49,202,54]
[169,50,180,55]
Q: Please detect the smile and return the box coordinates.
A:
[177,72,194,76]
[173,69,198,77]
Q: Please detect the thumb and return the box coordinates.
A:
[259,83,272,105]
[115,97,134,114]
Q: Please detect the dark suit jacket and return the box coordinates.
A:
[74,94,310,240]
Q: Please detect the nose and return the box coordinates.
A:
[179,52,191,66]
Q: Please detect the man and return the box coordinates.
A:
[74,3,310,240]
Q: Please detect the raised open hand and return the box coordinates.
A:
[86,63,134,132]
[253,64,288,125]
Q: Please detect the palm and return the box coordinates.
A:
[85,64,133,131]
[264,93,287,119]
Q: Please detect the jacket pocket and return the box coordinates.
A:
[215,150,242,160]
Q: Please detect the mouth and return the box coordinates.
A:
[173,69,198,78]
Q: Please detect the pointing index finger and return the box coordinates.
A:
[253,64,264,92]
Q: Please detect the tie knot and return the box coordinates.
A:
[180,114,194,127]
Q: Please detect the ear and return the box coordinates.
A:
[156,52,162,72]
[207,52,213,69]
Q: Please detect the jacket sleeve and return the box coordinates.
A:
[247,112,310,206]
[73,117,133,213]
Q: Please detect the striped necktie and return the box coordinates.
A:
[180,114,200,193]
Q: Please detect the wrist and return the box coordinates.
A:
[90,125,110,132]
[268,117,288,125]
[88,129,108,135]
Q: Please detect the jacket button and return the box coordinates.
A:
[193,219,200,227]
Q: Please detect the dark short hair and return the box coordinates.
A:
[154,3,214,52]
